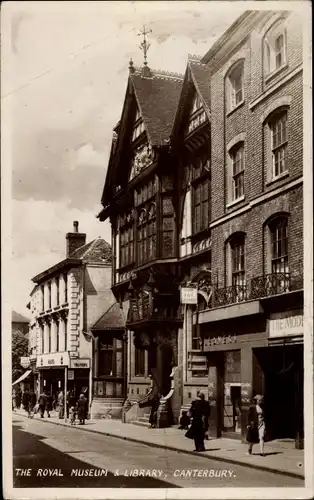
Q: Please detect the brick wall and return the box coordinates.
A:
[211,185,303,288]
[209,11,303,289]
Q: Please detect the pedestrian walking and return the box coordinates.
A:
[38,390,47,418]
[185,392,211,452]
[45,392,53,417]
[77,393,87,425]
[69,405,76,425]
[22,389,30,411]
[58,390,64,419]
[15,390,22,410]
[12,390,17,411]
[28,390,37,418]
[246,394,266,456]
[149,393,160,428]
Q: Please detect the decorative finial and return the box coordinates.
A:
[129,57,135,74]
[138,25,152,67]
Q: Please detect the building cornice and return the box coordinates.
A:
[32,258,81,284]
[210,176,303,229]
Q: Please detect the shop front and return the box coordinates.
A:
[202,317,268,440]
[200,307,304,448]
[36,353,91,406]
[36,352,70,397]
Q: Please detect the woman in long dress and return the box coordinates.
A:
[247,394,266,456]
[77,393,87,425]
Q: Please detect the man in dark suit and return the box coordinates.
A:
[187,392,211,452]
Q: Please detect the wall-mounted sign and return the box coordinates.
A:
[180,287,198,305]
[70,359,90,369]
[36,352,70,369]
[269,310,303,338]
[68,370,75,380]
[204,335,237,349]
[20,357,31,369]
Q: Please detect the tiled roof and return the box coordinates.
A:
[12,311,29,323]
[92,302,126,331]
[131,68,184,146]
[189,61,211,111]
[71,237,112,264]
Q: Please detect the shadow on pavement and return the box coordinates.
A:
[12,422,177,488]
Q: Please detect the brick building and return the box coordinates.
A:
[99,10,304,441]
[29,222,120,417]
[177,10,303,446]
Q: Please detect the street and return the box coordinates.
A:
[12,415,303,488]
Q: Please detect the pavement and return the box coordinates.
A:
[12,415,304,489]
[13,408,304,480]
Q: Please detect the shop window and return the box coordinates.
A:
[99,336,114,376]
[223,350,241,434]
[226,61,244,112]
[98,335,123,378]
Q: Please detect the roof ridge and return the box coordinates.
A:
[131,66,184,82]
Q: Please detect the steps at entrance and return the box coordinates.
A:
[133,413,151,428]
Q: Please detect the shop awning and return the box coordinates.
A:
[12,370,32,386]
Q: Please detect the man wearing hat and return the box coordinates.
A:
[247,394,266,456]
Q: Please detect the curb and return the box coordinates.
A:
[14,413,304,480]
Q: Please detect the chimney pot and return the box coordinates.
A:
[66,221,86,257]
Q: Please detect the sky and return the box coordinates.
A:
[3,1,248,317]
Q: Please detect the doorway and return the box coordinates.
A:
[254,345,303,440]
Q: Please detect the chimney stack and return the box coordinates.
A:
[66,221,86,257]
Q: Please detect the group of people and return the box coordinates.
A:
[14,388,88,425]
[56,389,88,425]
[182,391,266,455]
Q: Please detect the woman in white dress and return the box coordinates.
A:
[247,394,266,456]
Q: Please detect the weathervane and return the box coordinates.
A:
[138,25,152,67]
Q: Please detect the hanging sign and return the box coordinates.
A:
[20,357,31,369]
[180,287,198,304]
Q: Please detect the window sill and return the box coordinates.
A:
[226,195,245,209]
[226,100,245,117]
[266,171,289,186]
[265,63,288,85]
